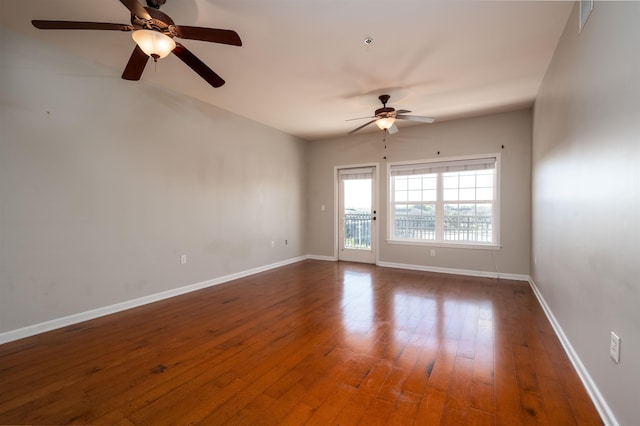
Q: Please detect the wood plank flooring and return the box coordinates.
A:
[0,260,602,425]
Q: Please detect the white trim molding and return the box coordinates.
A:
[0,256,307,345]
[306,254,338,262]
[528,277,618,426]
[377,260,529,281]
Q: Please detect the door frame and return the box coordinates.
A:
[334,162,379,264]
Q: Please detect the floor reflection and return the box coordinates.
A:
[340,270,374,351]
[392,292,436,337]
[339,264,495,367]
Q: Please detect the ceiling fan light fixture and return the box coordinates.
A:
[375,117,396,130]
[132,29,176,60]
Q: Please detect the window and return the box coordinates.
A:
[389,155,499,247]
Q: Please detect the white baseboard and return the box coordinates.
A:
[528,277,618,426]
[0,256,307,345]
[2,255,524,344]
[377,261,530,282]
[306,254,337,262]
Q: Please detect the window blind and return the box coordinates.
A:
[390,157,496,176]
[339,167,374,180]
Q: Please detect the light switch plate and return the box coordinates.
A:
[610,331,620,364]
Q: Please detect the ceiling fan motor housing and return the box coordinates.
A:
[375,107,395,117]
[375,94,395,117]
[132,7,177,37]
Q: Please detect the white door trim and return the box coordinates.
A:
[334,163,379,264]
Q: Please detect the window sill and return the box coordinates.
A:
[386,239,501,250]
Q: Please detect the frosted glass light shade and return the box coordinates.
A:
[375,117,396,130]
[132,29,176,59]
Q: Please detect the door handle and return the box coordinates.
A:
[372,217,376,220]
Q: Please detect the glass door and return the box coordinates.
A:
[338,167,376,264]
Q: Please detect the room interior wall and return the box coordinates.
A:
[531,2,640,425]
[307,109,531,277]
[0,27,307,335]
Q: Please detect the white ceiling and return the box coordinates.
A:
[1,0,574,141]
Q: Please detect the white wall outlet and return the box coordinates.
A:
[271,240,275,248]
[430,249,436,257]
[610,331,621,364]
[180,255,187,265]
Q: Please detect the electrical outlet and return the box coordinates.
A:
[610,331,621,364]
[271,240,275,248]
[285,239,288,245]
[180,255,187,265]
[430,249,436,257]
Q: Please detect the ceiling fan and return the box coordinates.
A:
[347,95,435,135]
[31,0,242,88]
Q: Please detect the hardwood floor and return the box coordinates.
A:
[0,260,602,425]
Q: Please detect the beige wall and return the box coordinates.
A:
[0,28,307,334]
[307,109,532,276]
[532,2,640,425]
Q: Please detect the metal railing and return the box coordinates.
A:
[395,214,492,242]
[344,213,371,249]
[394,215,436,240]
[346,213,493,246]
[444,215,492,242]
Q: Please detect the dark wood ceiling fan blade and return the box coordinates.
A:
[348,119,377,134]
[119,0,152,20]
[172,43,225,88]
[175,26,242,46]
[32,20,133,31]
[122,45,149,81]
[396,114,435,124]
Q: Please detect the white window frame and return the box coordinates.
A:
[387,154,501,249]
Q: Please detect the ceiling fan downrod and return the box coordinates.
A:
[146,0,166,9]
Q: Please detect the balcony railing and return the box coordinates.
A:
[346,213,493,247]
[344,213,371,249]
[394,215,436,240]
[395,214,493,243]
[444,215,492,242]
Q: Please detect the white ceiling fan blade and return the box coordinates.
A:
[348,119,377,134]
[388,123,399,134]
[396,114,435,124]
[395,109,411,115]
[345,115,375,122]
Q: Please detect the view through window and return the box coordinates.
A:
[389,156,498,246]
